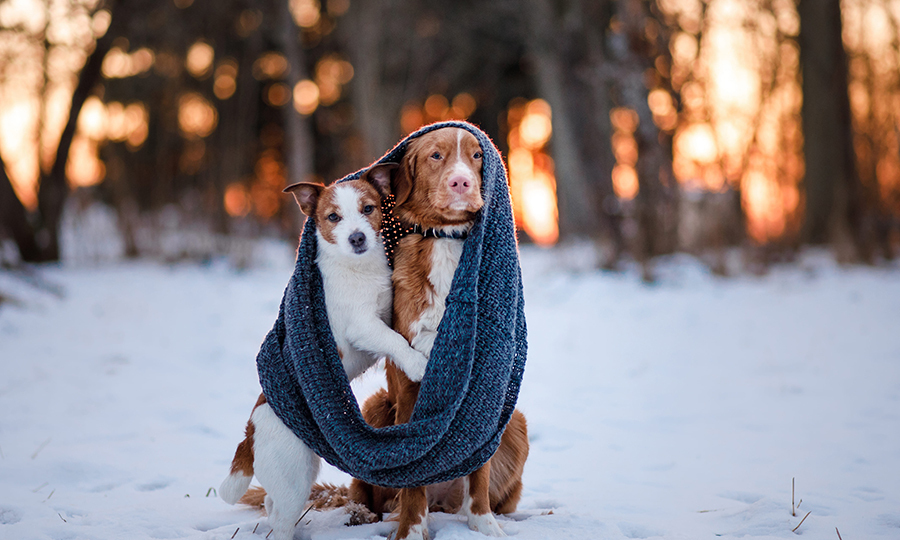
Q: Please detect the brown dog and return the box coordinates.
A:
[351,127,529,540]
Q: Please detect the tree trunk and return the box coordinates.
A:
[797,0,861,254]
[35,0,126,261]
[616,0,677,281]
[524,0,609,242]
[345,2,390,162]
[274,0,315,236]
[343,0,417,164]
[0,154,42,262]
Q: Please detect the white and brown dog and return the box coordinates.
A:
[219,174,429,540]
[350,127,529,540]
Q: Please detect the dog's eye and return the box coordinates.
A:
[362,205,375,215]
[473,151,483,159]
[430,152,442,160]
[327,213,341,222]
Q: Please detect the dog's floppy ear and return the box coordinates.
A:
[283,182,325,217]
[360,163,398,199]
[392,152,415,207]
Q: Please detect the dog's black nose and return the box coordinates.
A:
[349,231,366,251]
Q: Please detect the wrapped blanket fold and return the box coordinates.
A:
[256,121,527,488]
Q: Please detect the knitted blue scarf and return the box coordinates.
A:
[256,121,527,489]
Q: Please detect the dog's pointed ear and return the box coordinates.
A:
[283,182,325,217]
[360,163,398,199]
[392,152,414,207]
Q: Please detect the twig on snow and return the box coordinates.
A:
[792,511,811,533]
[253,523,259,534]
[294,503,314,527]
[43,489,55,502]
[836,527,843,540]
[31,438,51,460]
[58,513,67,523]
[231,527,240,539]
[792,477,796,516]
[265,529,273,539]
[32,482,48,493]
[206,487,217,497]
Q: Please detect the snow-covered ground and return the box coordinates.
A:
[1,244,899,540]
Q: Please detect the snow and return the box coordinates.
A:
[1,244,899,540]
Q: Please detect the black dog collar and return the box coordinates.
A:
[409,224,469,240]
[380,193,469,268]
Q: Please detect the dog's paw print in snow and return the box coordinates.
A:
[526,424,584,453]
[0,506,23,525]
[710,497,787,537]
[852,486,884,502]
[717,490,764,504]
[617,522,665,539]
[135,478,173,492]
[89,482,123,493]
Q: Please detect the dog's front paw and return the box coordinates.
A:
[398,349,428,382]
[393,521,429,540]
[467,513,505,537]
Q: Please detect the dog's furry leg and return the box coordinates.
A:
[251,402,321,540]
[347,318,429,382]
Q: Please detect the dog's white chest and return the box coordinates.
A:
[428,238,463,300]
[317,245,392,378]
[409,238,464,357]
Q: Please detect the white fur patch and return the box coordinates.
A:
[316,213,428,381]
[251,403,320,540]
[447,129,479,211]
[458,478,505,537]
[466,513,505,537]
[219,471,252,505]
[396,511,429,540]
[320,184,380,257]
[449,129,474,179]
[409,238,464,358]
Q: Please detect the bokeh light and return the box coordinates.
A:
[293,80,320,115]
[185,41,214,78]
[508,98,558,246]
[178,92,218,138]
[290,0,321,28]
[102,47,155,79]
[214,60,239,100]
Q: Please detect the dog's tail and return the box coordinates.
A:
[219,431,254,504]
[220,395,266,505]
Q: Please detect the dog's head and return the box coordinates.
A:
[366,127,484,229]
[284,170,393,256]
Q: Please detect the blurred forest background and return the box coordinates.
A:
[1,0,899,280]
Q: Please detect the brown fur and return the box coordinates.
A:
[238,483,359,510]
[350,128,529,536]
[238,486,266,507]
[229,393,267,477]
[391,129,485,228]
[238,484,380,526]
[349,393,529,517]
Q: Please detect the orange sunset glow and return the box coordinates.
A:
[1,0,899,252]
[507,98,558,246]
